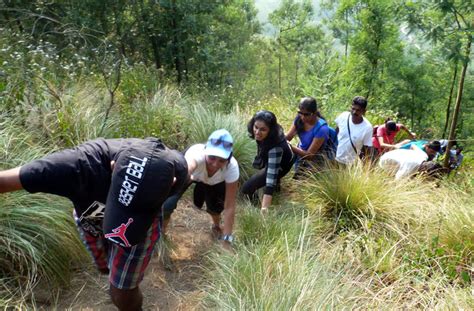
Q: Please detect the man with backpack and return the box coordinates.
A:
[286,96,338,177]
[334,96,373,165]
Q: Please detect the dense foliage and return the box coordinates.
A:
[0,0,472,309]
[0,0,472,139]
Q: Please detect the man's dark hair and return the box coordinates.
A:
[352,96,368,109]
[427,140,441,152]
[299,97,317,113]
[386,120,397,132]
[247,110,282,144]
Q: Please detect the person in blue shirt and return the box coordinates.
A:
[285,97,330,177]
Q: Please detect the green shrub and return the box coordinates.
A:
[297,162,433,234]
[119,65,171,103]
[24,82,116,147]
[116,85,189,149]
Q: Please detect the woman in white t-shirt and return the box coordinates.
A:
[162,129,239,246]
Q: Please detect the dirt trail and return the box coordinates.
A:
[54,200,215,311]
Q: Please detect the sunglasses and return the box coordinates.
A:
[209,138,233,150]
[256,110,274,119]
[298,111,313,117]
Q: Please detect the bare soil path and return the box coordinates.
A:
[53,200,215,311]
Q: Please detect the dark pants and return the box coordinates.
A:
[162,181,225,218]
[193,182,225,215]
[241,165,291,200]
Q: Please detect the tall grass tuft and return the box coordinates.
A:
[236,201,313,248]
[26,82,117,147]
[297,162,439,235]
[0,193,88,307]
[184,104,256,179]
[117,85,190,149]
[413,190,474,282]
[202,204,360,309]
[0,119,52,168]
[0,121,87,307]
[437,199,474,261]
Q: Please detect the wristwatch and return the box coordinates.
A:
[220,234,234,243]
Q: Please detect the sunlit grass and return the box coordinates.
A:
[118,85,190,148]
[0,122,88,308]
[30,82,117,147]
[0,119,52,168]
[0,78,472,309]
[202,204,361,310]
[0,192,88,308]
[296,161,438,235]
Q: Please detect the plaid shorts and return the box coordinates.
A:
[74,210,161,289]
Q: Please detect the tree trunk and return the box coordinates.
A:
[442,63,458,138]
[410,93,415,130]
[366,37,381,101]
[182,44,189,82]
[295,54,299,91]
[170,0,182,85]
[344,10,349,58]
[278,54,282,96]
[444,36,471,168]
[135,0,156,68]
[113,5,127,58]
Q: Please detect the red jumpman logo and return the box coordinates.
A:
[105,218,134,247]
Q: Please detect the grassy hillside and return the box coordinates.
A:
[0,81,472,309]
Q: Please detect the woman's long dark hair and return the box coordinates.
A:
[295,97,325,134]
[247,110,285,145]
[247,110,286,168]
[247,110,285,149]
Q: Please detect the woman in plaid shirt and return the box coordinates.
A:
[242,110,295,212]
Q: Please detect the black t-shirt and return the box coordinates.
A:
[20,138,158,230]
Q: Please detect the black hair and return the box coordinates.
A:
[427,140,441,152]
[247,110,283,144]
[296,97,325,134]
[299,97,317,113]
[386,120,397,132]
[352,96,368,110]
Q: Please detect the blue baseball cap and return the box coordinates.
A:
[205,129,234,159]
